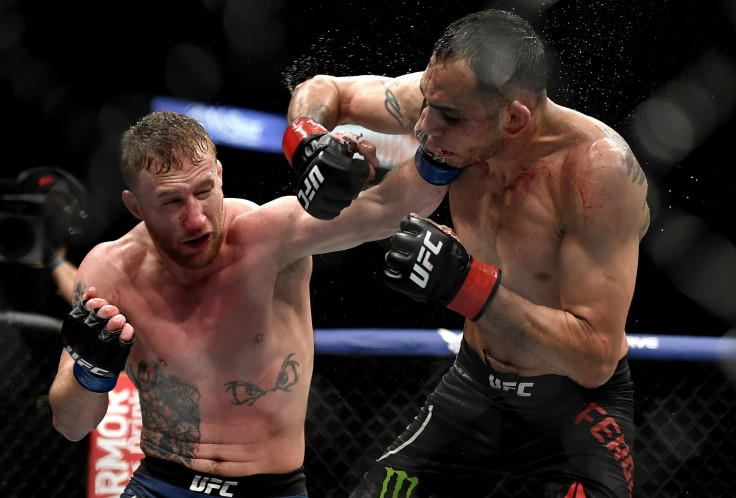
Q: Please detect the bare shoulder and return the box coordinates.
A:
[586,117,647,189]
[559,110,650,237]
[75,226,149,298]
[226,197,259,216]
[227,196,306,247]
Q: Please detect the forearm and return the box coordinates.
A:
[287,75,341,127]
[359,159,448,236]
[49,363,110,441]
[287,74,422,134]
[480,285,623,388]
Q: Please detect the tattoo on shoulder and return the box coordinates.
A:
[128,361,201,466]
[382,79,404,128]
[224,353,300,406]
[594,123,647,186]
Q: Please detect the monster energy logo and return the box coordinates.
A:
[380,467,419,498]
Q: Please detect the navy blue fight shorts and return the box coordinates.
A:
[350,339,635,498]
[121,457,309,498]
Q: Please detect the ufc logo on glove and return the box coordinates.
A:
[296,166,324,210]
[410,232,444,288]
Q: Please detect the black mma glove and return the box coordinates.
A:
[383,215,501,321]
[61,301,133,393]
[282,117,370,220]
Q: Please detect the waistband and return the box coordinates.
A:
[135,457,307,497]
[455,339,632,401]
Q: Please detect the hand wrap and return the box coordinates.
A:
[383,215,501,321]
[414,147,461,185]
[61,301,133,392]
[282,117,370,220]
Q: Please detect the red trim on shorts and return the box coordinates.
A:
[565,482,587,497]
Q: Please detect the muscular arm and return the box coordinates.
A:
[287,73,425,133]
[249,154,447,267]
[49,350,110,441]
[48,245,132,441]
[480,142,649,388]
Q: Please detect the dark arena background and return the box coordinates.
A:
[1,0,736,496]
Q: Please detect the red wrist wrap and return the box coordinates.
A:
[447,259,501,321]
[282,117,328,167]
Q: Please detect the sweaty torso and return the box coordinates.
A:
[101,202,313,477]
[450,107,641,376]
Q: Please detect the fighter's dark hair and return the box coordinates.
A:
[432,9,548,102]
[120,110,217,190]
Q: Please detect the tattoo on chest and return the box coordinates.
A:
[128,361,201,465]
[224,353,300,406]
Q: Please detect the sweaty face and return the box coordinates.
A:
[132,152,225,270]
[415,59,505,168]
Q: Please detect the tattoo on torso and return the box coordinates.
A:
[128,361,201,465]
[224,353,300,406]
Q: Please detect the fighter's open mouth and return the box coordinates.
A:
[185,234,211,246]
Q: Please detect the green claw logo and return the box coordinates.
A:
[379,467,419,498]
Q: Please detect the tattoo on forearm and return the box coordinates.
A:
[382,80,404,127]
[128,361,201,466]
[224,353,300,406]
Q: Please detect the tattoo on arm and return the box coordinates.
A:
[623,153,646,186]
[641,200,651,236]
[72,280,86,305]
[129,361,201,466]
[224,353,300,406]
[594,123,647,185]
[382,79,405,128]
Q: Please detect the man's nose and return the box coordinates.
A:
[416,106,444,138]
[180,197,206,228]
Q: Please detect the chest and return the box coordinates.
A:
[449,165,567,292]
[115,255,309,366]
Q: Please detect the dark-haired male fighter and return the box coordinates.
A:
[286,8,649,497]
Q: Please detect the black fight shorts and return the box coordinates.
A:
[350,339,635,498]
[120,457,309,498]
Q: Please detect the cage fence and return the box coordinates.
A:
[1,320,735,497]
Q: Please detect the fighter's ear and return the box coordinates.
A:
[122,190,142,220]
[501,100,531,137]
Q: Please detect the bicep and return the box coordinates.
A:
[288,72,423,154]
[558,175,644,334]
[559,226,640,335]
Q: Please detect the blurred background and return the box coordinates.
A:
[1,0,735,496]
